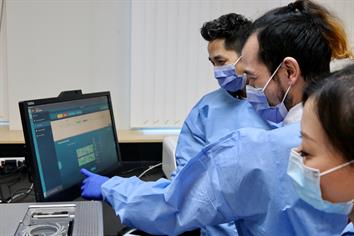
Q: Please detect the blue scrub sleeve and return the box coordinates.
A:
[101,124,348,236]
[101,132,243,235]
[342,223,354,235]
[171,105,206,179]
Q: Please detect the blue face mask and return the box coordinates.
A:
[214,57,246,92]
[287,148,354,215]
[246,63,290,124]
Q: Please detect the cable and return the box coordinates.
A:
[138,163,162,178]
[10,185,32,197]
[0,172,22,203]
[0,162,25,176]
[7,183,33,203]
[119,166,148,175]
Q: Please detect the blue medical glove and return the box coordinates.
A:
[80,168,109,200]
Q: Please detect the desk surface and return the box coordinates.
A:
[0,126,179,144]
[0,167,165,236]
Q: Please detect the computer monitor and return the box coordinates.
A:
[19,90,121,202]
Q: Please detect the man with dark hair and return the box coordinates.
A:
[243,0,352,127]
[172,12,269,180]
[171,13,269,236]
[199,13,250,98]
[200,13,251,61]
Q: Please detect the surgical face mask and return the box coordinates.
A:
[214,57,246,92]
[287,148,354,215]
[246,63,290,124]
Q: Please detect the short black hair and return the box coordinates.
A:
[200,13,252,54]
[303,63,354,162]
[252,0,351,82]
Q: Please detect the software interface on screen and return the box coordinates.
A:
[27,97,118,198]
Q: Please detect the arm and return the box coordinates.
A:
[342,223,354,235]
[102,131,243,235]
[97,124,347,236]
[170,105,207,179]
[171,95,272,179]
[101,124,306,235]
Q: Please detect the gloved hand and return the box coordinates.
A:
[80,168,109,200]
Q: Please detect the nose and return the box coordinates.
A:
[247,77,255,87]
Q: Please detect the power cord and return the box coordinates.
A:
[0,159,28,202]
[7,183,33,203]
[138,163,162,178]
[119,166,149,176]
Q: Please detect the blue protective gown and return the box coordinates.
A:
[342,223,354,235]
[102,124,348,235]
[172,88,271,178]
[172,88,271,235]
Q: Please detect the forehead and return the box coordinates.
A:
[208,38,226,52]
[301,98,348,162]
[241,33,260,64]
[301,99,326,145]
[208,39,238,56]
[241,33,270,76]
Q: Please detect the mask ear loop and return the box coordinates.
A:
[262,63,283,92]
[281,85,291,104]
[320,160,354,176]
[232,56,242,66]
[215,56,243,69]
[233,56,247,87]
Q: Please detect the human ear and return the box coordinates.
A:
[282,57,301,86]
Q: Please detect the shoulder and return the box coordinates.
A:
[185,89,229,120]
[197,88,238,105]
[203,124,301,162]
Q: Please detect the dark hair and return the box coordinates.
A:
[252,0,352,82]
[303,64,354,161]
[200,13,252,54]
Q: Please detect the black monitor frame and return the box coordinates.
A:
[19,90,122,202]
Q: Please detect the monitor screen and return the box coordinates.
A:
[19,91,121,201]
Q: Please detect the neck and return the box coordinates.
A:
[285,96,300,111]
[350,208,354,223]
[290,79,305,109]
[285,89,302,111]
[228,90,246,99]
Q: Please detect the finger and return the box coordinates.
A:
[82,188,88,198]
[80,168,92,177]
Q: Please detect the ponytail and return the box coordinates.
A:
[293,0,353,59]
[253,0,353,81]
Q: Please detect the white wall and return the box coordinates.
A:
[319,0,354,47]
[6,0,131,130]
[0,0,8,120]
[130,0,291,128]
[5,0,354,130]
[129,0,354,128]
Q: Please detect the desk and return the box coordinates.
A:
[0,126,179,144]
[0,166,165,236]
[0,126,24,144]
[0,125,179,162]
[0,126,168,235]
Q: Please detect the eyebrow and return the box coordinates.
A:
[300,131,317,143]
[244,69,256,77]
[209,55,226,61]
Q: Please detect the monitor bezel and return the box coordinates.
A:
[19,91,122,202]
